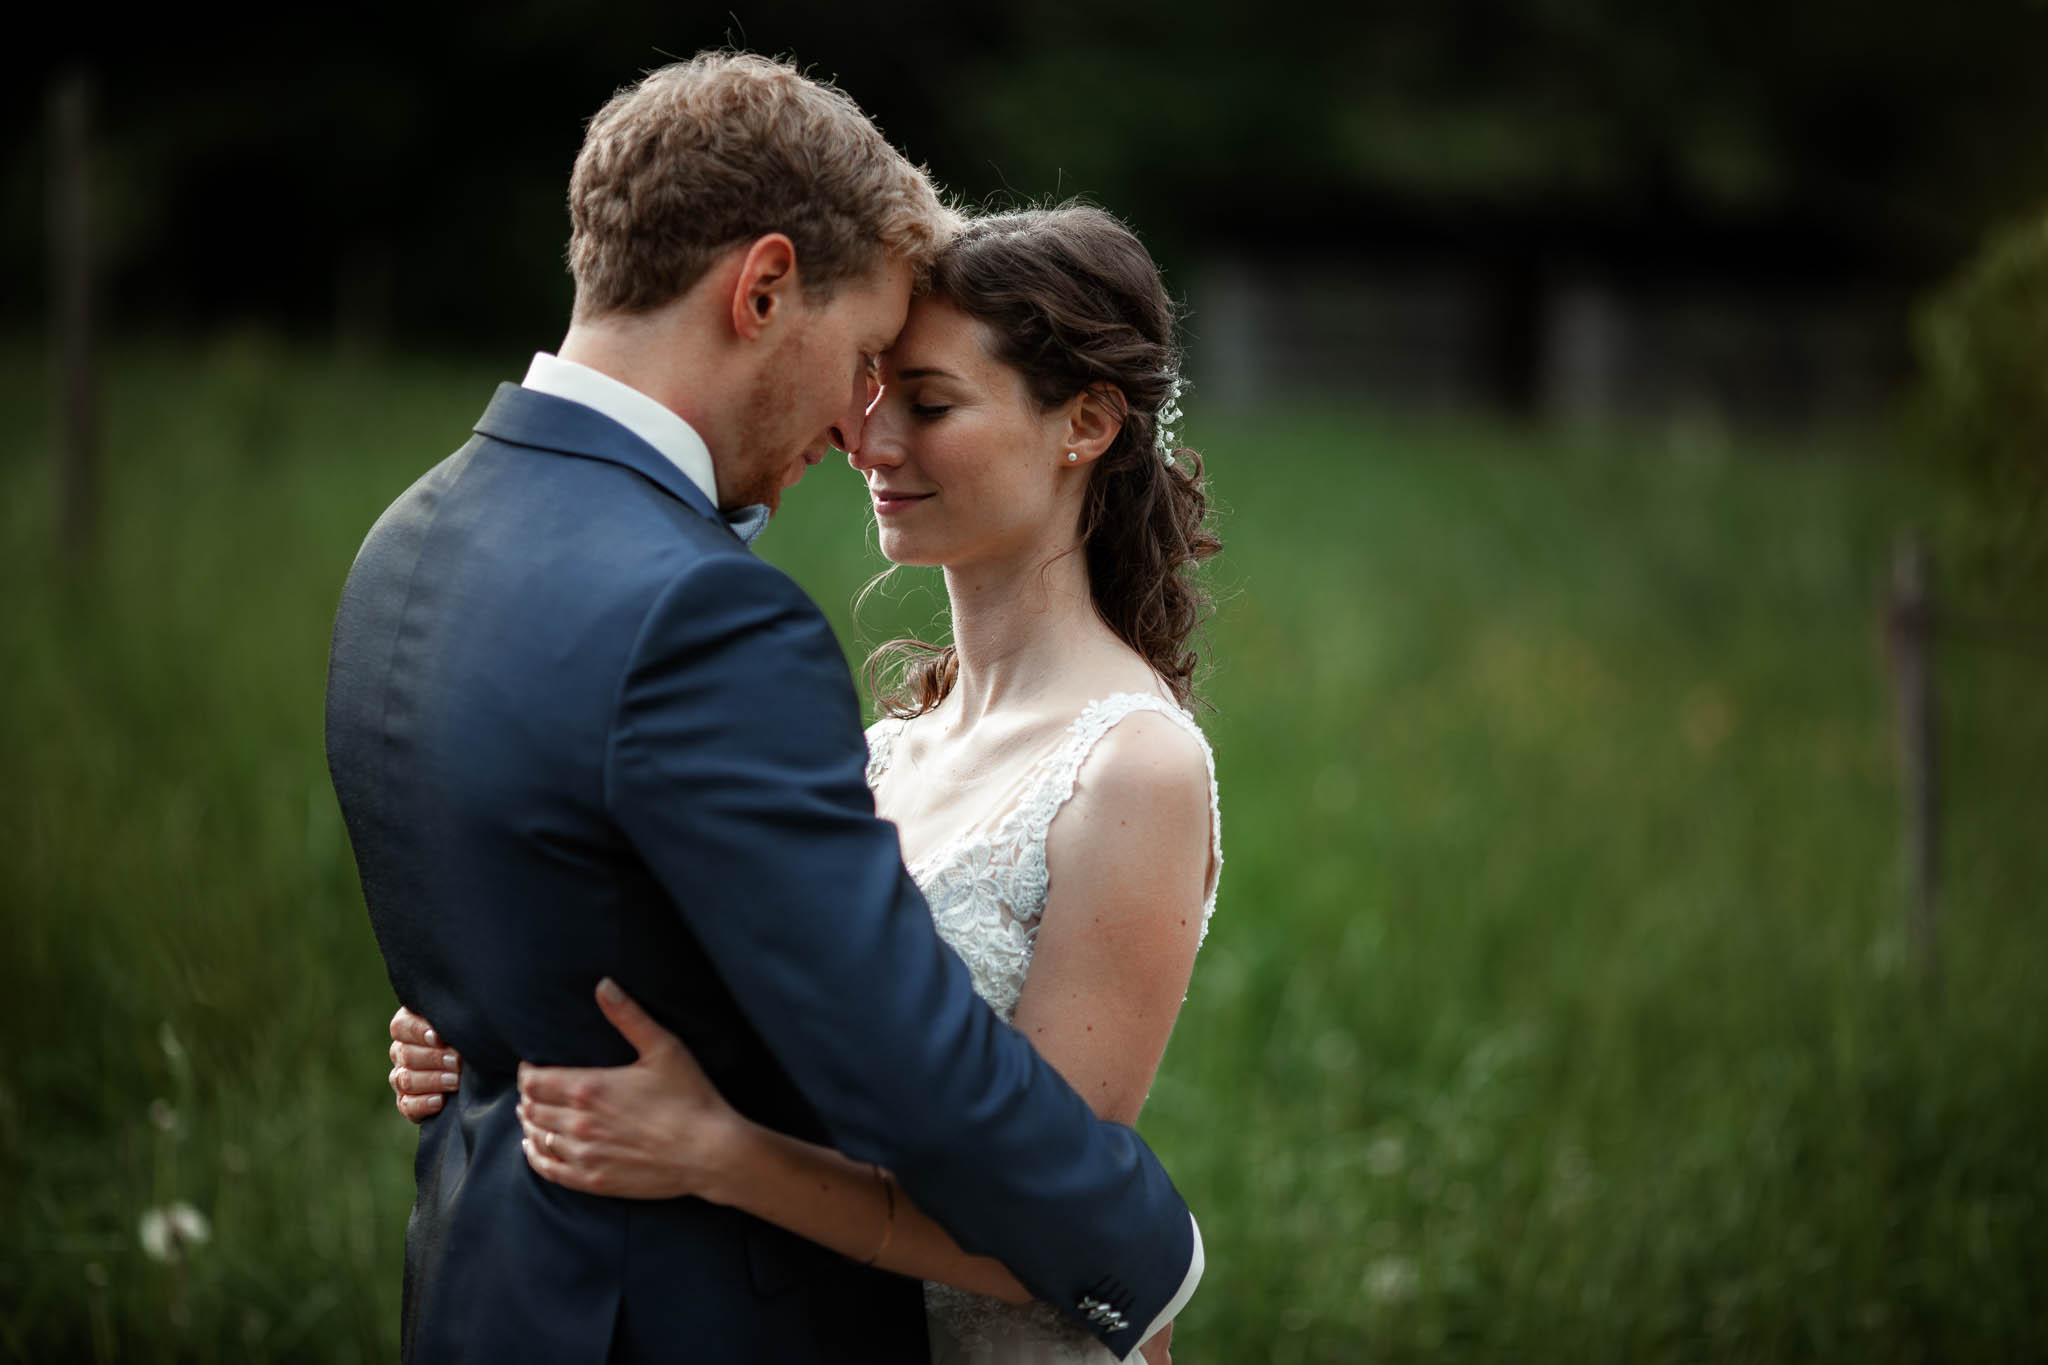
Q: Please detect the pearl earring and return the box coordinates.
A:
[1066,451,1079,463]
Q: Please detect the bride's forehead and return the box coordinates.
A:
[884,297,1003,375]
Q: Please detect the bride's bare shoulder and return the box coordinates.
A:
[1059,700,1212,840]
[1086,700,1209,774]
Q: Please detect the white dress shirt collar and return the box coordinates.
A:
[521,352,719,509]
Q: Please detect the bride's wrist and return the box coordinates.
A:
[692,1111,763,1208]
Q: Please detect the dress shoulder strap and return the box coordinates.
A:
[1026,693,1207,825]
[864,715,909,790]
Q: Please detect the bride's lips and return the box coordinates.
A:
[871,489,933,516]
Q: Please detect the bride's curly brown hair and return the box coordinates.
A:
[866,204,1221,717]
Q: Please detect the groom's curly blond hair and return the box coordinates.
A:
[566,52,953,320]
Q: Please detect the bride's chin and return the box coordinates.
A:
[879,548,945,569]
[875,530,938,568]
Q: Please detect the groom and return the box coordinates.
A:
[325,52,1198,1364]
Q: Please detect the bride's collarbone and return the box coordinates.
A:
[883,711,1072,850]
[894,707,1069,785]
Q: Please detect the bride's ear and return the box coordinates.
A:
[1060,384,1126,466]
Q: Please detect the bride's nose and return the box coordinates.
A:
[846,391,905,473]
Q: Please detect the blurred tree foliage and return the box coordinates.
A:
[1914,204,2048,599]
[6,0,2048,347]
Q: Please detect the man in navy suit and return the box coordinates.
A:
[325,52,1200,1363]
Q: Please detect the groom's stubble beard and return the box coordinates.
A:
[720,328,812,517]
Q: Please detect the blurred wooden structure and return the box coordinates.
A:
[1885,536,1939,994]
[49,69,98,557]
[1881,540,2048,998]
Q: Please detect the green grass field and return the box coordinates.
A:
[2,335,2043,1362]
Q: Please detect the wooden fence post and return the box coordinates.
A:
[1887,535,1939,994]
[49,69,98,559]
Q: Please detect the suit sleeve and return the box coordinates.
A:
[605,553,1195,1356]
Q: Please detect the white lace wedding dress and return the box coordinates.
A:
[864,692,1222,1365]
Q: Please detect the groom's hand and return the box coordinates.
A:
[517,979,750,1202]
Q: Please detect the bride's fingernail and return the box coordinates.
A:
[441,1072,460,1091]
[424,1028,438,1046]
[597,978,623,1004]
[441,1051,459,1069]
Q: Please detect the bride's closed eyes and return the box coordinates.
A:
[866,382,952,419]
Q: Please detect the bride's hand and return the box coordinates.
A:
[518,978,748,1201]
[388,1006,461,1122]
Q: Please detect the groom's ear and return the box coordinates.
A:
[730,234,799,342]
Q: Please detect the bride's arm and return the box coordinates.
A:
[384,988,1032,1300]
[386,986,1028,1297]
[388,992,1023,1300]
[516,980,1033,1303]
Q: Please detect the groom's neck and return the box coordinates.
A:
[556,302,739,456]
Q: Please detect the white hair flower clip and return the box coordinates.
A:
[1155,374,1184,468]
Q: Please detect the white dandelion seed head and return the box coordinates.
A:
[138,1202,210,1263]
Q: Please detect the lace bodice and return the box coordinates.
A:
[864,692,1222,1362]
[865,692,1221,1023]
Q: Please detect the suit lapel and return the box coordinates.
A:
[472,383,729,531]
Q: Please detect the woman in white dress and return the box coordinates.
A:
[387,204,1222,1364]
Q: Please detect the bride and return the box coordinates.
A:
[387,204,1222,1364]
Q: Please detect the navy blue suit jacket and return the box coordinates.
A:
[325,384,1194,1363]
